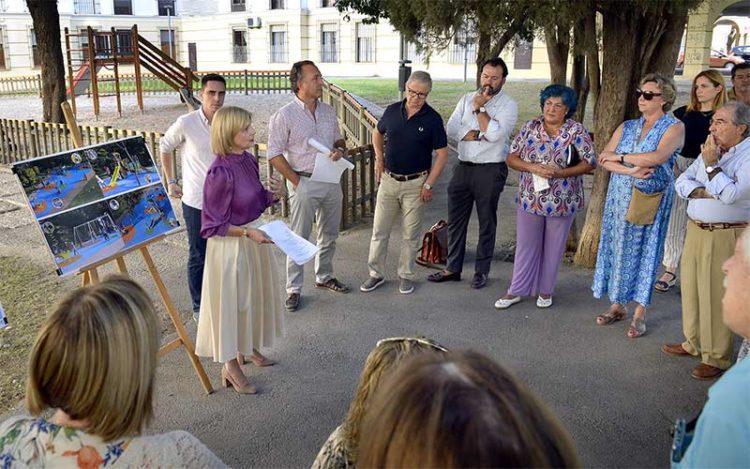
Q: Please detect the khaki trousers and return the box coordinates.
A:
[680,220,741,369]
[367,172,426,280]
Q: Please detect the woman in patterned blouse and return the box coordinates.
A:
[0,276,226,467]
[494,84,596,310]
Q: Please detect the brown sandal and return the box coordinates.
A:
[596,305,627,326]
[627,317,647,338]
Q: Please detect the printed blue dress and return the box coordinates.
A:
[592,114,680,306]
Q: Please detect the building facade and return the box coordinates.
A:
[0,0,553,79]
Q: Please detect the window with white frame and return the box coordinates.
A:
[74,0,99,14]
[231,0,245,12]
[160,29,176,59]
[270,25,287,63]
[320,23,337,63]
[232,29,248,63]
[113,0,132,15]
[158,0,175,16]
[355,22,374,63]
[270,0,285,10]
[30,30,40,68]
[321,0,334,6]
[0,28,6,69]
[401,37,423,64]
[448,29,476,65]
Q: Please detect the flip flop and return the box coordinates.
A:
[654,271,677,293]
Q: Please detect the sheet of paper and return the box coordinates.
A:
[532,173,550,193]
[308,138,331,154]
[259,220,319,266]
[310,152,355,184]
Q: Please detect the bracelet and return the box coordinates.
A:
[242,227,248,238]
[619,154,624,164]
[168,178,177,185]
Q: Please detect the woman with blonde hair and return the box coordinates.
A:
[593,73,685,338]
[357,350,580,468]
[0,275,226,466]
[196,106,285,394]
[312,337,448,469]
[654,69,727,293]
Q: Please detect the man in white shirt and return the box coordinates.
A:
[159,74,226,321]
[268,61,349,312]
[428,58,518,289]
[663,102,750,380]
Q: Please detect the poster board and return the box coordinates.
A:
[11,136,180,276]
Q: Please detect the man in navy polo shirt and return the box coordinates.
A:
[360,71,449,295]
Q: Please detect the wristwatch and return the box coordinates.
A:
[423,183,432,190]
[473,106,486,114]
[167,178,178,185]
[335,146,347,154]
[242,227,249,238]
[706,165,722,175]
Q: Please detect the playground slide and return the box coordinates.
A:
[66,63,103,97]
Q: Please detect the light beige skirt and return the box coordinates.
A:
[195,220,285,363]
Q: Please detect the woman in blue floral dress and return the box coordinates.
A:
[592,73,685,338]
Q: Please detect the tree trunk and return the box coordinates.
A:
[27,0,66,123]
[570,15,589,123]
[573,2,691,267]
[474,18,523,87]
[545,21,570,85]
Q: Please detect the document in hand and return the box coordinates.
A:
[532,173,550,192]
[308,138,354,184]
[259,220,319,265]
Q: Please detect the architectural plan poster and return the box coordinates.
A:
[11,137,180,276]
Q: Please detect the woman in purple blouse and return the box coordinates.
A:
[494,84,596,310]
[195,106,285,394]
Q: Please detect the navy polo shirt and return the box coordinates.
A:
[376,100,447,175]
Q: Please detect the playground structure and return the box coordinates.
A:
[73,214,118,248]
[64,25,200,118]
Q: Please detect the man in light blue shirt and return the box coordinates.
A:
[663,102,750,380]
[672,226,750,467]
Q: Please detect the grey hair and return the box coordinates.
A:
[406,71,432,92]
[724,101,750,138]
[640,73,677,112]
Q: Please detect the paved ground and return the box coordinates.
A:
[0,143,721,468]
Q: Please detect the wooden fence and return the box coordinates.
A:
[0,70,290,97]
[0,75,43,96]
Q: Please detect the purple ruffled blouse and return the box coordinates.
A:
[200,151,275,238]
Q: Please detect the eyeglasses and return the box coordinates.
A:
[406,88,429,99]
[376,336,448,352]
[635,89,663,100]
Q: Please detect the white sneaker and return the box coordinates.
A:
[494,296,521,309]
[536,296,553,308]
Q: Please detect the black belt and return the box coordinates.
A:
[691,219,748,231]
[459,161,502,166]
[296,171,312,178]
[386,170,427,182]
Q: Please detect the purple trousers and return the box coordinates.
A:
[507,208,575,297]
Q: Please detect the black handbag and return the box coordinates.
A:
[564,144,581,167]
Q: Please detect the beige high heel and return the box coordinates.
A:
[237,350,275,367]
[221,367,257,394]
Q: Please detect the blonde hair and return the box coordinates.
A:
[26,275,160,442]
[341,337,447,465]
[211,106,252,157]
[686,69,727,113]
[641,73,677,112]
[358,351,581,468]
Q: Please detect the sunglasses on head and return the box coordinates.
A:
[376,336,448,353]
[635,89,662,100]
